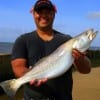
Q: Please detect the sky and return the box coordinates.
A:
[0,0,100,47]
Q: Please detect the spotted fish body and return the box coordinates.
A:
[0,29,98,97]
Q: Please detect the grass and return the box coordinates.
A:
[90,58,100,67]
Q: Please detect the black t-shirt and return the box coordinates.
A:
[11,30,73,100]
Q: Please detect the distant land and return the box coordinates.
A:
[0,42,100,54]
[89,46,100,50]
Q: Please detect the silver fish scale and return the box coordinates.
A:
[19,48,73,83]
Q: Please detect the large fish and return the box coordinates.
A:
[0,29,98,97]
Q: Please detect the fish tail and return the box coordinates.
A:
[0,79,22,97]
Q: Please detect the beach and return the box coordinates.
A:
[73,67,100,100]
[0,67,100,100]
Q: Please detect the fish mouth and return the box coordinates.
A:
[87,29,98,40]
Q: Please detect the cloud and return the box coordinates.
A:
[87,11,100,19]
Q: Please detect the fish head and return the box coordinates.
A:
[73,29,98,52]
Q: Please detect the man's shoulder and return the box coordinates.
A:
[20,31,36,38]
[17,31,36,41]
[54,30,72,40]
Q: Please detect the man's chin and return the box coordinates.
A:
[39,25,50,29]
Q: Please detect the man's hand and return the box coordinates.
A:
[72,49,91,74]
[72,48,86,60]
[29,66,48,87]
[29,78,48,87]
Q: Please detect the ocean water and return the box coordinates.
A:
[0,42,13,53]
[0,42,100,54]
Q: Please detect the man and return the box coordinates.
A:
[11,0,91,100]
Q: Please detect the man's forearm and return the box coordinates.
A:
[74,56,91,74]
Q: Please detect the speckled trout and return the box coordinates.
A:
[0,29,98,97]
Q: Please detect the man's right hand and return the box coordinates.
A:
[29,66,48,86]
[29,78,48,87]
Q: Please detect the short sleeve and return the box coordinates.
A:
[11,35,27,60]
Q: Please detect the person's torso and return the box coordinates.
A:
[20,30,73,98]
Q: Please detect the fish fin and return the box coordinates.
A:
[0,79,21,97]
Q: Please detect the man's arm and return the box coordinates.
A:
[11,58,29,78]
[11,58,47,86]
[72,49,91,74]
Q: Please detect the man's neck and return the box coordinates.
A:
[36,29,54,41]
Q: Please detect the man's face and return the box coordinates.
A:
[33,9,55,30]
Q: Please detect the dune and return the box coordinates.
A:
[73,67,100,100]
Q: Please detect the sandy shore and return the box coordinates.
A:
[0,67,100,100]
[73,67,100,100]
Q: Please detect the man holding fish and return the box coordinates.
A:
[11,0,91,100]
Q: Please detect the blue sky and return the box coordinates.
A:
[0,0,100,46]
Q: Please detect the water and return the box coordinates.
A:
[0,42,100,54]
[0,42,100,53]
[0,42,13,54]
